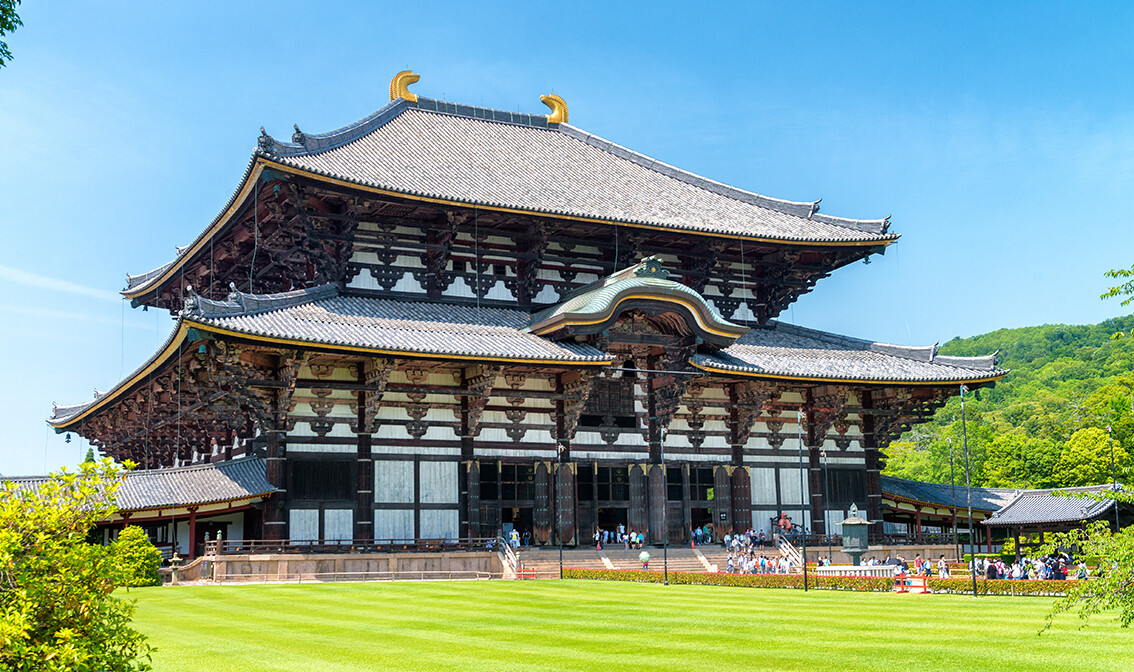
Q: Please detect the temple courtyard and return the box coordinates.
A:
[131,580,1122,671]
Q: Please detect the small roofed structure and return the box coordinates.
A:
[984,484,1132,561]
[880,475,1019,552]
[5,457,276,560]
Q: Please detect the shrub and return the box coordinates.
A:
[927,577,1071,596]
[114,526,162,587]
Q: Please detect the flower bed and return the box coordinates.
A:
[563,568,892,592]
[563,569,1072,596]
[927,578,1070,596]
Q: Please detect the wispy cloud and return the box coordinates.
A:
[0,264,122,303]
[1,304,154,330]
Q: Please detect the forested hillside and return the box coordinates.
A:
[882,315,1134,489]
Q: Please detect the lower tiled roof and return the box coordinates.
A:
[5,457,276,512]
[983,485,1123,527]
[881,475,1019,513]
[693,321,1006,384]
[191,291,609,363]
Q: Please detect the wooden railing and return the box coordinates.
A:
[215,537,497,555]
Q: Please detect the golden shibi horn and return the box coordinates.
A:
[541,94,568,124]
[390,70,420,103]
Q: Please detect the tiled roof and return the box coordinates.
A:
[259,97,896,244]
[692,321,1007,384]
[881,475,1019,513]
[188,285,609,363]
[5,457,276,512]
[983,485,1123,527]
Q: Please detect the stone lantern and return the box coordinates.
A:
[840,504,870,566]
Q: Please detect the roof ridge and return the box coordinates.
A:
[182,282,339,319]
[134,455,261,475]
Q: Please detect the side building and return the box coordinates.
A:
[48,73,1005,558]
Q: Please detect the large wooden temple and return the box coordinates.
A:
[49,71,1006,557]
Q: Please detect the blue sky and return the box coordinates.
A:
[2,2,1133,475]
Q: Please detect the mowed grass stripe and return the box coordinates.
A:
[130,580,1128,672]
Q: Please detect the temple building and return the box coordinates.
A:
[48,72,1006,558]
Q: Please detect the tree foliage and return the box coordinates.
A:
[0,0,21,68]
[0,459,153,671]
[883,315,1134,489]
[113,528,162,589]
[1041,508,1134,632]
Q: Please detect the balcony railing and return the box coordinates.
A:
[213,537,498,555]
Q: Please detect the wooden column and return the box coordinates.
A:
[915,509,923,543]
[647,464,666,545]
[466,461,481,538]
[629,464,649,538]
[264,432,286,541]
[356,366,373,541]
[187,507,199,560]
[859,390,884,537]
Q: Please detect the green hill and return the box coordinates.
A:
[882,315,1134,489]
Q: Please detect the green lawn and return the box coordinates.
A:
[130,580,1126,672]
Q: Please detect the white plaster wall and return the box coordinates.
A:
[374,509,414,540]
[374,461,414,503]
[289,509,319,541]
[779,469,809,505]
[751,467,778,505]
[324,509,354,542]
[420,510,459,540]
[419,461,458,504]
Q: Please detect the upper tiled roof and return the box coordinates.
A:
[5,457,276,512]
[881,475,1019,513]
[258,97,896,244]
[692,321,1007,384]
[187,284,609,363]
[983,485,1124,527]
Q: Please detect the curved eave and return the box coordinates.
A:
[122,155,898,303]
[688,360,1009,387]
[49,320,611,431]
[884,492,995,515]
[530,292,747,345]
[122,158,267,302]
[114,493,274,516]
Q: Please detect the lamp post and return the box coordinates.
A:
[1108,425,1120,532]
[797,409,808,592]
[661,426,668,586]
[557,442,564,580]
[961,384,977,598]
[947,437,959,562]
[822,448,832,560]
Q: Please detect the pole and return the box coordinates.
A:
[948,437,959,562]
[961,385,977,598]
[798,409,808,592]
[823,449,832,560]
[661,427,668,586]
[557,443,564,580]
[1109,425,1120,532]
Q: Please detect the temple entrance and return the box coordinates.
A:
[690,507,713,537]
[501,507,532,545]
[596,507,627,533]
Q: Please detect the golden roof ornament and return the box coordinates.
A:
[540,94,568,124]
[390,70,420,103]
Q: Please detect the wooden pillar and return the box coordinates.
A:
[187,507,199,560]
[264,432,286,541]
[647,464,666,545]
[915,509,923,543]
[629,464,649,538]
[859,391,883,537]
[356,367,373,542]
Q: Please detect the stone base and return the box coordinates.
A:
[210,551,504,583]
